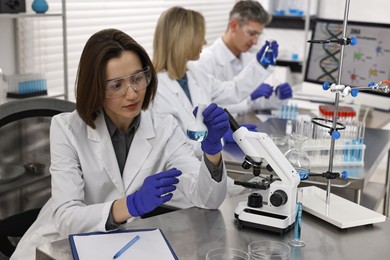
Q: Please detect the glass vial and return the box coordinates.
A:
[187,104,208,142]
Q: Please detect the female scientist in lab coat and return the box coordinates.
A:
[11,28,229,259]
[152,6,275,158]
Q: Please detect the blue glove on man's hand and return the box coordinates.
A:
[250,83,274,100]
[275,83,293,100]
[193,103,229,155]
[256,40,279,68]
[126,168,182,217]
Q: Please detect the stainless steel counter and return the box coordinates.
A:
[36,194,390,260]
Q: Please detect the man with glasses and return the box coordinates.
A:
[195,0,293,113]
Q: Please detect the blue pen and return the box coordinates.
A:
[113,234,140,259]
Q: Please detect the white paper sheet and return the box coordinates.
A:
[72,229,176,260]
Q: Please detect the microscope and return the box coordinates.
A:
[225,110,300,235]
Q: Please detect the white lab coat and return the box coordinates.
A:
[195,37,282,111]
[152,59,271,156]
[152,62,268,199]
[11,109,227,260]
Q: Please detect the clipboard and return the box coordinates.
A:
[69,228,178,260]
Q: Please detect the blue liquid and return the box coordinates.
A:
[294,202,303,240]
[260,50,276,66]
[296,168,309,180]
[187,130,207,142]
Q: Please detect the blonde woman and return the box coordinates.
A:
[152,6,275,198]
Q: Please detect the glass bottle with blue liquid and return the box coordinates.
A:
[259,40,276,68]
[187,104,208,142]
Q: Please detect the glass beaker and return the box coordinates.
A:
[284,133,311,180]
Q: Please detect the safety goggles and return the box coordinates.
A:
[242,25,262,39]
[105,66,151,98]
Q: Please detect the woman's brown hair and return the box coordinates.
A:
[75,28,157,128]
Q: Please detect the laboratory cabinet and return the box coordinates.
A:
[0,0,68,104]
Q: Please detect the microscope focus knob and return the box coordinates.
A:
[248,193,263,208]
[270,190,288,207]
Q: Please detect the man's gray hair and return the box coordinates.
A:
[229,0,272,26]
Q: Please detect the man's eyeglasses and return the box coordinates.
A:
[105,66,151,98]
[242,25,262,39]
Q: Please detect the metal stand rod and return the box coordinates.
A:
[326,0,351,204]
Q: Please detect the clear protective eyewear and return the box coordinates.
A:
[242,25,262,39]
[105,66,151,98]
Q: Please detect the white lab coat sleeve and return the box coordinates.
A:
[196,48,218,76]
[250,93,283,111]
[49,116,113,236]
[161,116,227,209]
[189,58,272,106]
[223,98,251,114]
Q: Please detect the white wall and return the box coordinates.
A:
[319,0,390,24]
[0,19,15,75]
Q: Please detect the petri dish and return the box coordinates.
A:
[248,240,290,260]
[206,248,250,260]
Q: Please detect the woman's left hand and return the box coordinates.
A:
[193,103,230,155]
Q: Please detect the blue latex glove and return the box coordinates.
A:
[256,40,279,68]
[193,103,229,155]
[275,83,293,100]
[251,83,273,100]
[126,168,182,217]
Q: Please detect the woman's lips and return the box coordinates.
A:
[124,101,139,109]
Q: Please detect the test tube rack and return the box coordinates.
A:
[6,74,48,98]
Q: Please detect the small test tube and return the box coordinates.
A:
[289,188,305,247]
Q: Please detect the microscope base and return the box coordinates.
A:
[301,186,386,229]
[234,202,295,235]
[235,213,295,235]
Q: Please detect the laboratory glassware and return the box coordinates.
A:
[284,133,311,180]
[289,188,305,247]
[205,248,249,260]
[259,40,276,67]
[186,104,208,141]
[248,240,290,260]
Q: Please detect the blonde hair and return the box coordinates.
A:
[153,6,205,80]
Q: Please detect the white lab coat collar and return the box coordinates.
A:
[122,110,154,192]
[158,71,196,113]
[86,109,155,194]
[212,37,242,67]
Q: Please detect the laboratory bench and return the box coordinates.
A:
[36,194,390,260]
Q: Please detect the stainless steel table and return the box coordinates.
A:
[222,116,390,215]
[36,194,390,260]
